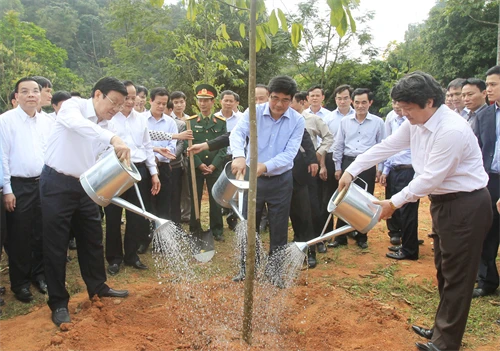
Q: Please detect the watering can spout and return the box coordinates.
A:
[294,242,308,252]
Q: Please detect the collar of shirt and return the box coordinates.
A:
[333,107,355,117]
[216,110,236,119]
[349,112,374,123]
[146,112,169,123]
[263,103,290,120]
[84,98,98,122]
[421,105,447,133]
[171,112,187,120]
[15,105,38,123]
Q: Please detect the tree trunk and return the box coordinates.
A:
[242,0,257,345]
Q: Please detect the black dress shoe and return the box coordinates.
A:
[137,243,149,254]
[34,279,48,294]
[52,307,71,326]
[357,241,368,249]
[316,242,327,253]
[388,245,402,252]
[14,288,33,302]
[472,287,494,298]
[214,234,225,242]
[232,270,246,282]
[68,238,77,250]
[416,342,441,351]
[390,236,401,245]
[125,260,148,270]
[226,213,238,231]
[418,239,424,245]
[100,288,129,298]
[386,250,417,260]
[328,241,347,248]
[0,286,5,295]
[412,325,433,339]
[307,253,317,269]
[107,263,120,276]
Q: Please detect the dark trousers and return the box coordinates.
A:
[430,188,491,350]
[40,166,109,311]
[189,171,223,237]
[0,190,6,271]
[5,177,44,292]
[168,166,183,224]
[151,163,172,221]
[307,173,323,235]
[386,167,420,257]
[477,173,500,292]
[105,163,151,265]
[319,153,338,233]
[290,178,315,253]
[244,170,293,254]
[335,156,376,244]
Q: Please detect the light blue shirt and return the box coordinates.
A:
[333,112,385,170]
[230,102,305,176]
[146,113,178,163]
[382,111,412,175]
[304,106,330,120]
[324,107,355,153]
[491,105,500,173]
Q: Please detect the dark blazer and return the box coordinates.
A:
[473,104,497,173]
[293,129,317,186]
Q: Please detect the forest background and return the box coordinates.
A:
[0,0,498,115]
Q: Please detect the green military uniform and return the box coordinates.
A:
[186,86,227,240]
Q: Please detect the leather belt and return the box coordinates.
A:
[11,176,40,183]
[343,155,357,162]
[393,164,413,171]
[428,188,482,204]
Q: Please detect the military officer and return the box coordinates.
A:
[186,84,227,241]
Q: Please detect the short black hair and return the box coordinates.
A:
[391,71,445,109]
[122,80,136,90]
[150,87,169,101]
[256,84,269,92]
[71,91,82,97]
[166,100,173,110]
[234,92,240,102]
[137,85,148,96]
[307,85,325,95]
[268,76,297,98]
[334,84,353,97]
[14,77,40,93]
[51,91,72,106]
[32,76,52,89]
[486,65,500,77]
[293,91,308,103]
[447,78,465,91]
[9,90,15,104]
[170,91,186,101]
[462,78,486,92]
[352,88,373,101]
[91,77,127,97]
[220,90,237,100]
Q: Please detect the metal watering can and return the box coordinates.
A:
[294,178,382,252]
[80,151,213,262]
[212,161,249,221]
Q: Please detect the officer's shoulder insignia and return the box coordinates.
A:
[187,114,198,120]
[214,115,226,121]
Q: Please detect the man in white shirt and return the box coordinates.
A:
[40,77,131,327]
[447,78,468,118]
[339,71,492,351]
[33,76,52,117]
[0,77,53,302]
[105,81,161,275]
[50,91,72,116]
[331,88,385,249]
[304,85,330,119]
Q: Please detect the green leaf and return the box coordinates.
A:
[269,10,279,36]
[345,7,356,33]
[256,35,262,52]
[277,8,287,32]
[221,23,230,40]
[291,22,302,47]
[328,0,344,24]
[256,25,266,44]
[239,23,245,38]
[149,0,164,8]
[265,33,272,49]
[187,0,196,21]
[336,11,348,37]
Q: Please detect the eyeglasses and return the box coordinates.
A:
[104,94,124,110]
[270,95,291,104]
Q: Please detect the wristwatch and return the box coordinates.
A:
[389,201,397,210]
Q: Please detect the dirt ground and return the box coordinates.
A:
[0,185,499,351]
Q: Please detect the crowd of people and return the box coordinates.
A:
[0,67,499,351]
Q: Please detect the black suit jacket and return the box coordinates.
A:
[473,104,497,173]
[293,129,317,185]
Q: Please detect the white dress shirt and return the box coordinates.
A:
[346,105,488,208]
[108,110,157,176]
[44,97,115,178]
[0,106,54,194]
[145,112,178,164]
[304,106,330,120]
[215,109,241,154]
[332,112,385,170]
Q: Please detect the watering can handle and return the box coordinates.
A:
[353,176,368,192]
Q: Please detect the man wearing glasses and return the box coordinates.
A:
[40,77,131,327]
[230,76,305,287]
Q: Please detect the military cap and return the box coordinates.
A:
[195,84,217,99]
